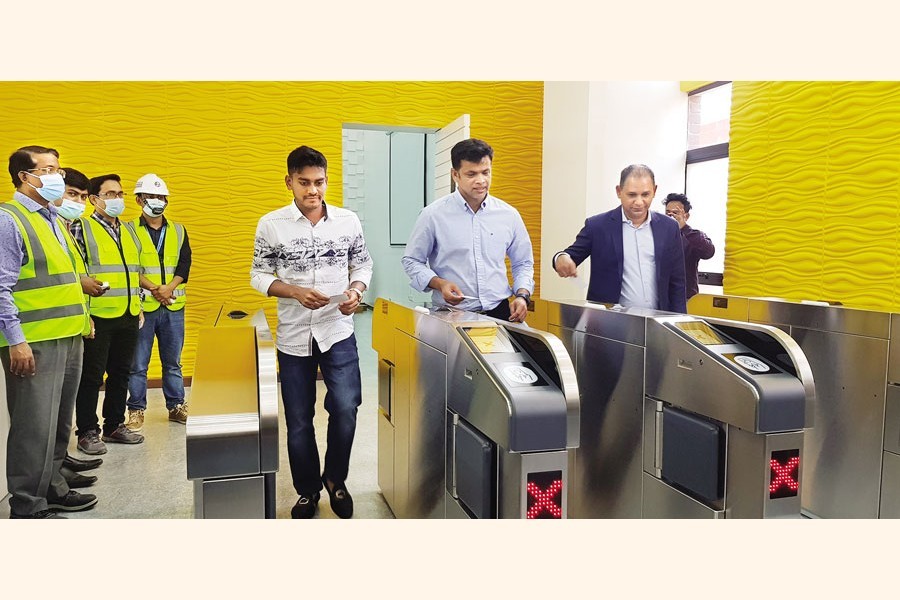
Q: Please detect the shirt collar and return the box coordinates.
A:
[289,199,329,223]
[92,211,119,229]
[14,190,50,213]
[139,213,168,228]
[453,189,490,213]
[620,206,653,227]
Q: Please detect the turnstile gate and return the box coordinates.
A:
[185,307,279,518]
[531,299,816,518]
[372,299,580,519]
[689,293,900,518]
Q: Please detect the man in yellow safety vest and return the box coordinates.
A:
[52,167,106,488]
[0,145,97,517]
[124,173,191,433]
[70,174,145,455]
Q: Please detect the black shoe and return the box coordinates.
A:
[290,492,320,519]
[322,476,353,519]
[63,453,102,472]
[61,466,98,488]
[47,490,98,512]
[10,509,66,519]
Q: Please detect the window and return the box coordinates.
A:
[684,81,732,278]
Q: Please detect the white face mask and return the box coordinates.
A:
[103,197,126,218]
[142,198,167,217]
[56,198,86,221]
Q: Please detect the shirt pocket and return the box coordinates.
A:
[485,228,512,259]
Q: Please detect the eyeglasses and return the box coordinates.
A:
[96,191,127,200]
[26,167,66,178]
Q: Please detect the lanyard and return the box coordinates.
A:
[155,224,167,254]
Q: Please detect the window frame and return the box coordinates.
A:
[684,80,732,283]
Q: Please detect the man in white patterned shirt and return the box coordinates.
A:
[250,145,373,519]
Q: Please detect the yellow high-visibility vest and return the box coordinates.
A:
[128,219,186,312]
[77,215,142,318]
[0,200,89,346]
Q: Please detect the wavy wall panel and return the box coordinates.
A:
[1,82,544,378]
[727,81,900,311]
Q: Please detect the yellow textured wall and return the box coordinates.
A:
[727,81,900,311]
[680,81,714,93]
[1,81,544,378]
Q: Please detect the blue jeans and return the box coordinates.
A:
[127,308,185,411]
[278,334,362,496]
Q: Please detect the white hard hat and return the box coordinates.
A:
[134,173,170,196]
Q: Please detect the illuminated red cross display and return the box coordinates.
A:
[526,480,563,519]
[769,456,800,495]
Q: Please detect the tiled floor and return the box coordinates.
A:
[1,308,393,519]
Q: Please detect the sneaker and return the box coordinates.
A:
[290,491,320,519]
[101,424,144,444]
[10,509,66,519]
[125,408,145,432]
[77,430,107,455]
[63,453,103,472]
[168,403,188,424]
[61,466,98,488]
[47,490,98,512]
[322,476,353,519]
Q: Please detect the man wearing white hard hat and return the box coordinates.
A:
[124,173,192,433]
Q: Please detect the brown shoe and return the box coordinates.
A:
[168,403,188,424]
[125,408,145,432]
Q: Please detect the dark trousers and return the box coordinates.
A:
[75,313,139,437]
[277,334,363,496]
[483,299,512,321]
[2,335,82,516]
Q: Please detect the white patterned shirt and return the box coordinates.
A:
[250,201,373,356]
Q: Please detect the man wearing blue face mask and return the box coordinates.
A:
[1,145,96,517]
[51,167,107,487]
[124,173,192,433]
[70,174,145,454]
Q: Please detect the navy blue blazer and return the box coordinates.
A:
[559,207,687,313]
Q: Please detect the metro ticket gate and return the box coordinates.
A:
[372,299,580,519]
[689,293,900,518]
[530,298,816,518]
[185,306,279,518]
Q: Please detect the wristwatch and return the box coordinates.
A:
[348,288,364,302]
[515,292,531,302]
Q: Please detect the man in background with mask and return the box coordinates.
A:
[0,146,96,517]
[52,167,105,487]
[124,174,191,433]
[71,174,145,455]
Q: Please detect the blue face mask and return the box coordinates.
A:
[24,172,65,202]
[56,198,86,221]
[103,198,126,218]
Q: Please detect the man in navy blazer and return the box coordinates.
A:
[552,164,687,313]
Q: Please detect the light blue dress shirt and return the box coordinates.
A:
[619,209,658,309]
[402,190,534,312]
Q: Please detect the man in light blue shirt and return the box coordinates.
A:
[402,138,534,322]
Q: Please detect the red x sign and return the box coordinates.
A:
[526,479,563,519]
[769,454,800,499]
